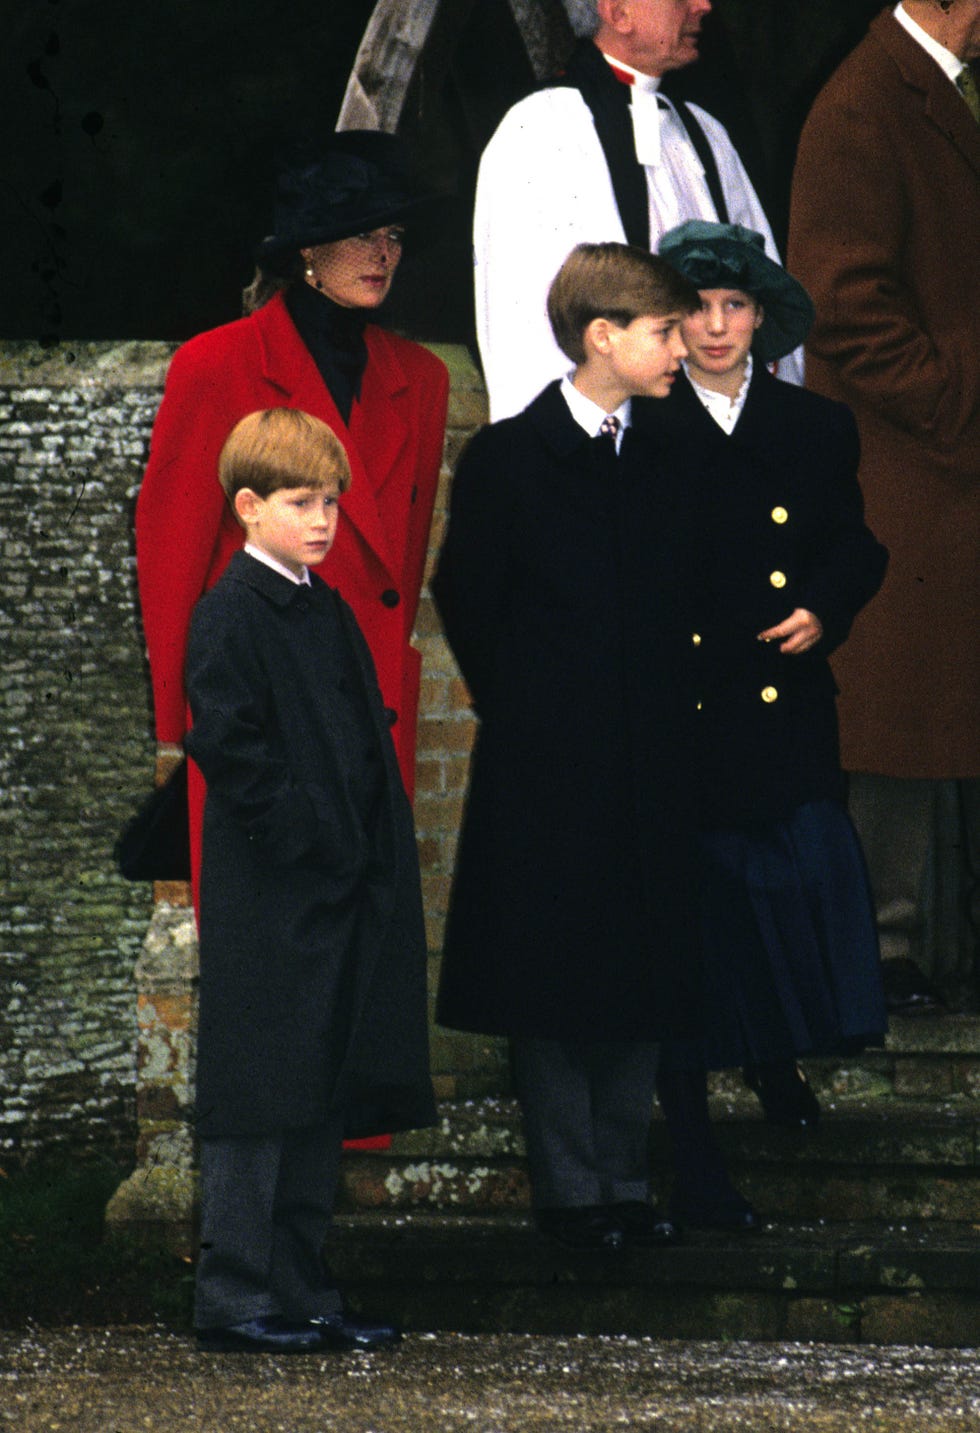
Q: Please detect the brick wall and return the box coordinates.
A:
[0,338,505,1167]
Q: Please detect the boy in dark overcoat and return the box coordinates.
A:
[433,243,718,1252]
[184,407,435,1353]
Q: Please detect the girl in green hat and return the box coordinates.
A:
[649,220,888,1229]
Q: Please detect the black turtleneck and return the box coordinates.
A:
[284,280,370,425]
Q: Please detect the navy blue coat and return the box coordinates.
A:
[185,552,435,1140]
[641,365,888,826]
[432,383,703,1042]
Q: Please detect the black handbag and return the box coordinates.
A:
[114,757,191,881]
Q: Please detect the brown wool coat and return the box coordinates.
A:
[788,12,980,778]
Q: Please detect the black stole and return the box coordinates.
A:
[551,40,729,249]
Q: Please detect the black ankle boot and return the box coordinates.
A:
[656,1067,759,1232]
[743,1061,821,1130]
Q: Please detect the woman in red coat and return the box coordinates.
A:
[136,132,449,890]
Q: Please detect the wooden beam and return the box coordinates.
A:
[506,0,576,80]
[337,0,444,132]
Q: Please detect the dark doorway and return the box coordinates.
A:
[2,0,886,345]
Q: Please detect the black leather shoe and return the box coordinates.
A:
[536,1205,624,1252]
[669,1189,762,1233]
[743,1061,821,1130]
[882,958,945,1016]
[308,1312,402,1351]
[605,1200,681,1246]
[196,1315,323,1354]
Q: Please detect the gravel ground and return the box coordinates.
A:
[2,1328,980,1431]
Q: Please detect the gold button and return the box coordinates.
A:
[692,632,702,646]
[770,570,787,589]
[771,506,788,525]
[761,686,778,704]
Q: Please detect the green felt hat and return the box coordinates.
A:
[658,220,814,362]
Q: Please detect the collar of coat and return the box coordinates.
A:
[633,359,779,448]
[521,379,631,459]
[521,373,779,457]
[226,547,330,609]
[872,10,980,173]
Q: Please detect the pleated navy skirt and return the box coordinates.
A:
[664,799,887,1071]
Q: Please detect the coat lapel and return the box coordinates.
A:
[524,380,596,460]
[729,363,778,449]
[922,69,980,175]
[253,295,396,575]
[352,328,410,503]
[634,371,716,450]
[877,14,980,177]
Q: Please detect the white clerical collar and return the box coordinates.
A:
[561,375,631,450]
[684,353,753,435]
[894,4,965,83]
[599,51,668,166]
[599,50,664,96]
[244,542,311,586]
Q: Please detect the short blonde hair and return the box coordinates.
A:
[218,408,351,504]
[547,242,698,364]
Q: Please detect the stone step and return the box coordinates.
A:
[433,1012,980,1102]
[428,1012,980,1103]
[328,1211,980,1348]
[338,1094,980,1223]
[777,1012,980,1102]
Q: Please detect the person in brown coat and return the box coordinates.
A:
[788,1,980,1010]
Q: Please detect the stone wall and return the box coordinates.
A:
[0,340,502,1169]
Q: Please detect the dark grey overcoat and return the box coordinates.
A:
[432,382,703,1043]
[185,551,435,1140]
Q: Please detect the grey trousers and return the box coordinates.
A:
[511,1036,660,1209]
[849,774,980,986]
[194,1120,345,1330]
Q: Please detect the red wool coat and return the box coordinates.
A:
[136,292,449,815]
[137,296,446,1152]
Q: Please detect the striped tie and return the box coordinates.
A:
[595,413,621,479]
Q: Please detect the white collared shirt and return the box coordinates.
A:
[894,4,966,84]
[244,541,311,586]
[560,375,631,452]
[685,353,753,435]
